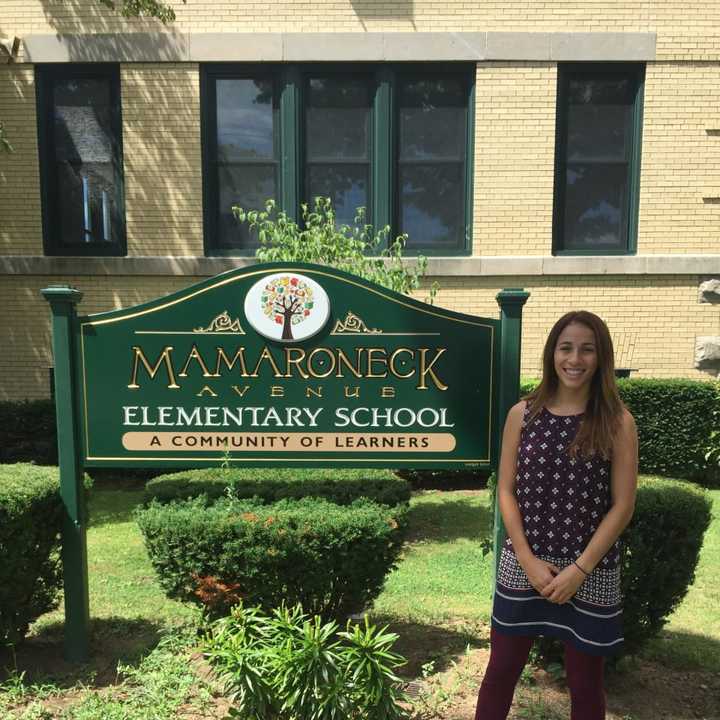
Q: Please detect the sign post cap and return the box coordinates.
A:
[41,285,83,304]
[496,288,530,308]
[495,288,530,303]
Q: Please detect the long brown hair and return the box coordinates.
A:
[525,311,624,459]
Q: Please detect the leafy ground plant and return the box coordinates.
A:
[203,603,409,719]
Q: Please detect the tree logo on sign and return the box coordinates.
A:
[261,276,314,341]
[244,272,331,343]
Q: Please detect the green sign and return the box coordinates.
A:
[43,263,530,662]
[77,264,499,468]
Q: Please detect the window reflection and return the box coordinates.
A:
[398,76,467,249]
[50,75,120,246]
[215,77,278,249]
[305,76,371,225]
[557,69,641,252]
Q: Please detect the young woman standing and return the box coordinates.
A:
[475,311,639,720]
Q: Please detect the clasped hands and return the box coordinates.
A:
[520,555,586,604]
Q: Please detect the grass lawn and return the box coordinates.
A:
[1,479,718,719]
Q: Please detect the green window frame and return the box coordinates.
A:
[201,63,475,257]
[552,63,644,256]
[36,63,126,257]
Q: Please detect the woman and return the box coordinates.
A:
[475,311,638,720]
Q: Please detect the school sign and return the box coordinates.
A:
[43,263,529,659]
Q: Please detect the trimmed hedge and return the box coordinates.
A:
[0,400,57,465]
[521,378,720,482]
[532,476,712,660]
[136,496,407,621]
[144,467,411,507]
[619,379,718,481]
[620,477,712,655]
[0,464,63,644]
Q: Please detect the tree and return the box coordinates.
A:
[233,198,438,302]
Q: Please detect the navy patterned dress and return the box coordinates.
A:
[492,405,623,656]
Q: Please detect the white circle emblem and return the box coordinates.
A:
[244,272,331,343]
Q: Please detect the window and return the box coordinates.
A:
[553,64,644,255]
[305,74,372,227]
[201,64,474,256]
[36,64,126,256]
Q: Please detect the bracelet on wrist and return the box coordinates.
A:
[573,560,590,576]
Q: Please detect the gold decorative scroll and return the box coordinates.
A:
[331,311,382,335]
[194,311,245,334]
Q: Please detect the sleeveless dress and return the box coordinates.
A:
[491,405,623,656]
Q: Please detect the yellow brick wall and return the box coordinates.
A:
[638,62,720,254]
[0,274,201,401]
[0,66,43,256]
[473,63,557,256]
[1,274,715,401]
[121,64,204,256]
[424,275,719,380]
[4,1,720,60]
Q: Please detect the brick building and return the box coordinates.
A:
[1,1,719,401]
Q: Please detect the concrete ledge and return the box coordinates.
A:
[551,32,657,62]
[485,32,551,61]
[381,32,486,61]
[24,32,188,63]
[4,255,718,278]
[284,32,385,61]
[188,33,282,62]
[22,31,657,64]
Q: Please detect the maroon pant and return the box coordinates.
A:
[475,628,606,720]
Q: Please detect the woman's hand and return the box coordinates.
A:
[519,555,560,593]
[540,564,586,604]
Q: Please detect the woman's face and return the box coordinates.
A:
[553,322,598,392]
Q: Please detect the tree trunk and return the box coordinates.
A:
[282,312,294,340]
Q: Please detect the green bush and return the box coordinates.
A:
[237,196,437,302]
[204,603,408,719]
[144,467,410,508]
[520,378,720,482]
[620,477,712,655]
[0,400,57,465]
[136,496,407,621]
[0,464,63,644]
[534,477,712,661]
[619,379,719,481]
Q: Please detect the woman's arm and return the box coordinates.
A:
[541,409,639,604]
[498,401,560,592]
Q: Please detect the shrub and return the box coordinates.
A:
[136,496,407,621]
[620,477,712,655]
[534,477,712,661]
[0,464,63,644]
[520,378,720,482]
[0,400,57,465]
[395,467,489,490]
[618,379,719,481]
[204,603,408,719]
[144,467,410,508]
[236,197,437,302]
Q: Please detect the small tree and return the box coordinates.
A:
[232,198,438,302]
